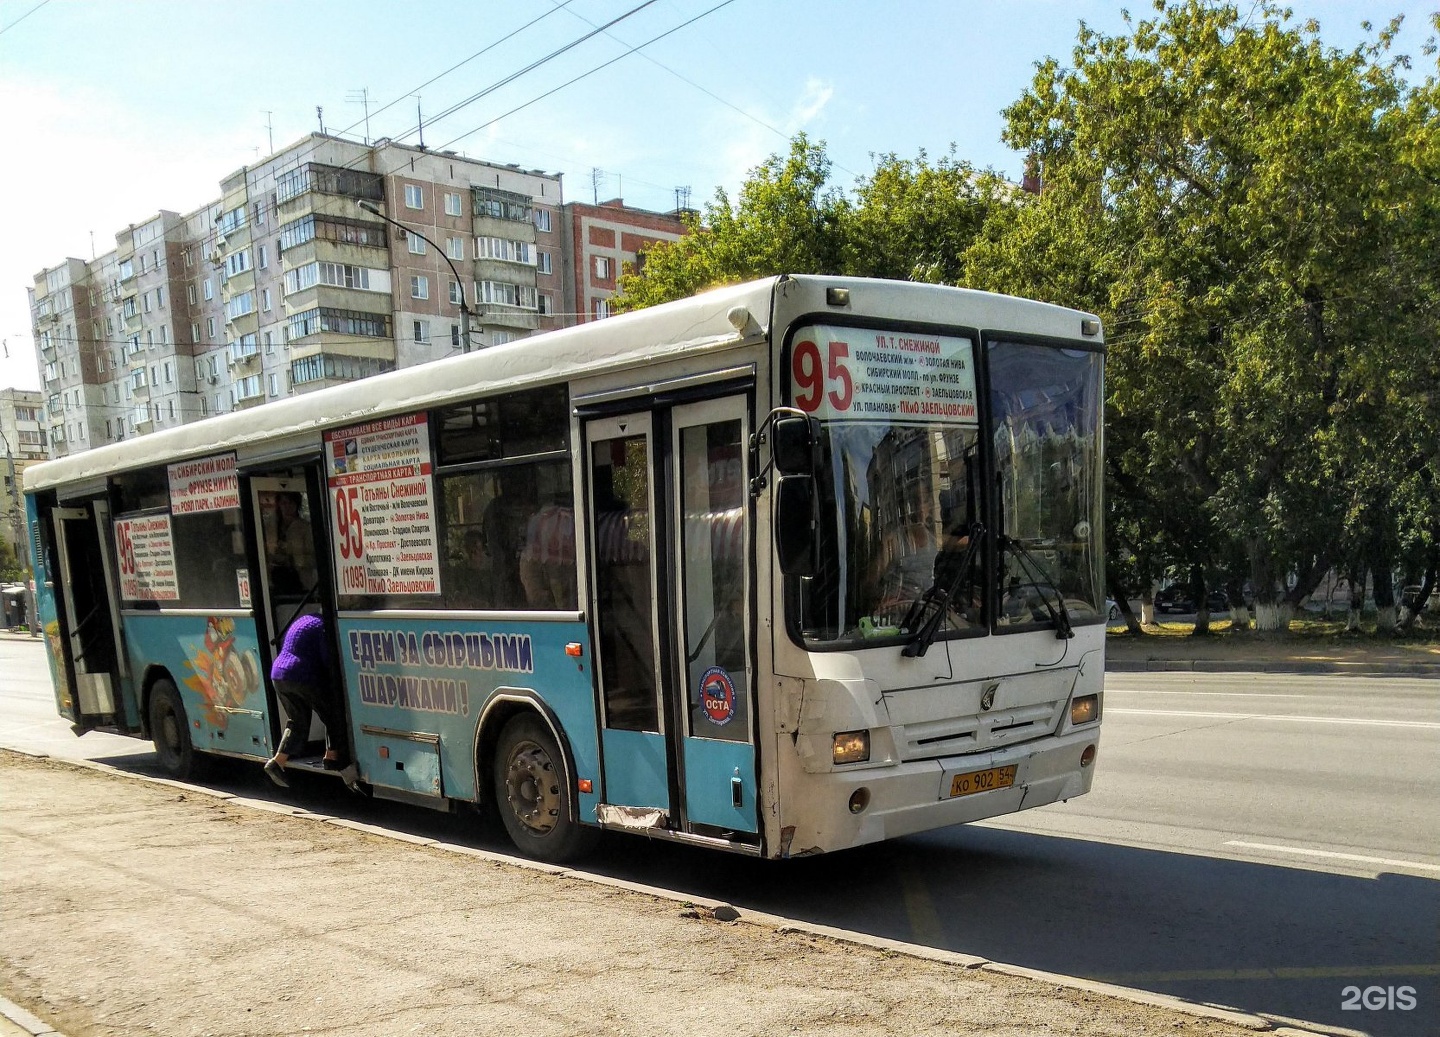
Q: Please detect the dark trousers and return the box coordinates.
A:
[274,679,348,758]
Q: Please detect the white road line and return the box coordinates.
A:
[1104,690,1308,698]
[1224,841,1440,874]
[1107,708,1440,730]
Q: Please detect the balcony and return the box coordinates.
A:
[227,349,260,372]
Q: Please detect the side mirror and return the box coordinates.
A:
[772,415,815,476]
[775,475,817,577]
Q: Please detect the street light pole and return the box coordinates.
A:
[357,199,475,353]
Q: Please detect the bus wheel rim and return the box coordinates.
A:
[505,739,559,835]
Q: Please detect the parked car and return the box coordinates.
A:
[1155,587,1228,614]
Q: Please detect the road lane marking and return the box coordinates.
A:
[1107,708,1440,730]
[897,863,945,946]
[1096,963,1440,983]
[1104,690,1308,698]
[1224,841,1440,874]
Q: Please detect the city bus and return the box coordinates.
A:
[25,274,1106,862]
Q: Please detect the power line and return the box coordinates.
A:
[0,0,51,37]
[436,0,738,153]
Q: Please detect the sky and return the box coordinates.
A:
[0,0,1433,392]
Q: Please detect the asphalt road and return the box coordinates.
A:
[2,637,1436,1036]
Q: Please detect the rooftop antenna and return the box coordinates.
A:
[675,186,691,212]
[413,95,425,149]
[316,106,326,135]
[261,110,274,154]
[346,89,371,144]
[591,168,604,204]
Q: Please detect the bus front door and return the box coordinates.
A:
[585,394,757,842]
[49,503,132,733]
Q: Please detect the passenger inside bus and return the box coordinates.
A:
[267,491,316,596]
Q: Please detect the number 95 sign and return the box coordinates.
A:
[788,324,977,425]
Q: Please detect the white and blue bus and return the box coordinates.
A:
[26,275,1106,861]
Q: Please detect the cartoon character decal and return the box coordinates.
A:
[183,616,261,727]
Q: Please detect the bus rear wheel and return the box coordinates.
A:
[492,714,596,863]
[149,679,199,780]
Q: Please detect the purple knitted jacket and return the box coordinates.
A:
[270,613,329,686]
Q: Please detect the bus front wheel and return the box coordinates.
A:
[149,679,198,780]
[492,714,596,863]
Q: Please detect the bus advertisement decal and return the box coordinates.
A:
[699,666,737,726]
[167,452,239,514]
[324,413,443,597]
[114,514,180,601]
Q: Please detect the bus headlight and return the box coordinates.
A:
[1070,695,1100,726]
[833,730,870,765]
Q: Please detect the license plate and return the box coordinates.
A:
[949,764,1017,798]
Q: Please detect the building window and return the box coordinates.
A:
[538,293,552,315]
[413,320,430,343]
[537,251,552,275]
[262,288,272,311]
[203,279,213,301]
[269,373,280,397]
[156,286,165,307]
[593,297,611,320]
[449,281,463,305]
[410,275,429,300]
[404,184,424,209]
[190,323,200,341]
[188,285,197,305]
[264,331,274,353]
[143,291,152,313]
[593,256,611,279]
[535,209,552,233]
[446,236,465,261]
[407,234,426,255]
[451,324,461,348]
[159,324,168,344]
[207,317,216,338]
[224,250,252,278]
[258,244,268,268]
[445,192,462,216]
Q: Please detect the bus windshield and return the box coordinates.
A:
[795,337,1104,647]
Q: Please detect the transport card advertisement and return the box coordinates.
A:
[324,413,442,597]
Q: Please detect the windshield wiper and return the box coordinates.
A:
[1000,535,1074,640]
[901,523,985,658]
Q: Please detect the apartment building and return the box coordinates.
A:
[29,135,693,457]
[0,387,45,559]
[560,199,688,324]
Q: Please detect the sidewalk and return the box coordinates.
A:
[0,750,1329,1037]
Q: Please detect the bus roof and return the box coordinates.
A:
[25,276,784,495]
[25,275,1099,495]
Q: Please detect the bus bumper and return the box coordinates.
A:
[779,727,1098,855]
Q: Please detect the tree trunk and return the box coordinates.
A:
[1254,602,1285,631]
[1191,564,1211,635]
[1345,565,1366,633]
[1140,588,1156,626]
[1226,578,1249,632]
[1373,552,1397,633]
[1398,560,1437,633]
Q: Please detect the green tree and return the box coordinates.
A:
[614,134,847,311]
[980,0,1432,631]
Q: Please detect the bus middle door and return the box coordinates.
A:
[585,394,757,843]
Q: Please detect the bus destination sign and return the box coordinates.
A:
[324,413,442,597]
[789,324,977,426]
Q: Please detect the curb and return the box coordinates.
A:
[0,996,62,1037]
[0,747,1336,1037]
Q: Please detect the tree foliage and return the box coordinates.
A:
[615,3,1438,632]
